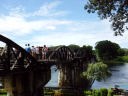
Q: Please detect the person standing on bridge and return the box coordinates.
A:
[31,46,36,58]
[35,46,40,59]
[42,45,48,59]
[25,44,31,54]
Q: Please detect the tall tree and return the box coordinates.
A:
[85,0,128,35]
[95,40,120,61]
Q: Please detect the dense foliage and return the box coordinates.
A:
[68,44,80,52]
[83,62,111,87]
[100,88,108,96]
[122,48,128,55]
[95,40,120,61]
[78,45,96,62]
[68,44,96,62]
[85,0,128,35]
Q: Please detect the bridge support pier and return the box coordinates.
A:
[2,65,51,96]
[58,62,88,96]
[3,73,32,96]
[3,74,26,96]
[58,65,72,87]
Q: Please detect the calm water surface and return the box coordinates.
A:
[45,65,59,87]
[46,64,128,89]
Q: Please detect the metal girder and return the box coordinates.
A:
[0,34,38,74]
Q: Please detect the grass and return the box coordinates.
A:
[116,56,128,62]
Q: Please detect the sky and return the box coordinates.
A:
[0,0,128,48]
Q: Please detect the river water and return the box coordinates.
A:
[45,64,128,89]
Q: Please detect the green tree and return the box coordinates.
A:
[95,40,120,61]
[83,62,111,88]
[122,48,128,55]
[68,44,80,52]
[79,45,96,62]
[118,48,125,56]
[85,0,128,35]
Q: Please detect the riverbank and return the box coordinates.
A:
[103,56,128,67]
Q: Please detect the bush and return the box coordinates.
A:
[84,90,92,96]
[92,89,95,96]
[100,88,108,96]
[107,89,113,96]
[91,89,100,96]
[95,90,100,96]
[85,88,113,96]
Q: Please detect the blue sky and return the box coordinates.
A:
[0,0,128,48]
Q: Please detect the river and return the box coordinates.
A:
[45,63,128,89]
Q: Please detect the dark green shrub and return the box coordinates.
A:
[107,89,113,96]
[92,89,100,96]
[84,90,92,95]
[95,90,100,96]
[100,88,108,96]
[92,89,96,96]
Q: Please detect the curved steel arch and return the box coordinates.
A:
[48,46,74,62]
[0,34,38,72]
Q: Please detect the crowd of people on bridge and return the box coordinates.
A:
[25,44,48,60]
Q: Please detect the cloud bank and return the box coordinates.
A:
[0,1,128,48]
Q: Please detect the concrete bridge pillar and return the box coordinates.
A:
[2,65,51,96]
[58,64,86,88]
[58,62,88,96]
[58,65,72,87]
[3,74,26,96]
[3,73,32,96]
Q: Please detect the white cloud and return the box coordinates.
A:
[9,6,25,17]
[0,15,71,36]
[32,1,68,17]
[3,1,68,18]
[0,1,128,48]
[21,19,128,48]
[0,12,127,48]
[0,1,70,37]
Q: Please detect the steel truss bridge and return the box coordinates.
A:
[0,34,89,96]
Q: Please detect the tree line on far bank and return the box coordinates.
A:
[50,40,128,64]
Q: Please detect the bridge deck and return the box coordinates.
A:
[38,59,56,64]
